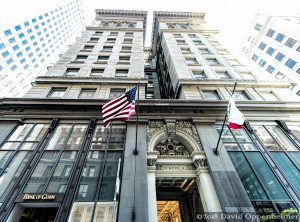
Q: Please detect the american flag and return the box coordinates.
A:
[102,86,137,127]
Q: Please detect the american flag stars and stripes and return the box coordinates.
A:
[102,86,137,127]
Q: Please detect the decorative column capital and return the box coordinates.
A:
[147,151,158,168]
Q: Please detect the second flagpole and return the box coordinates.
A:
[213,81,237,155]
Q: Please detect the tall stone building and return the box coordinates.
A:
[0,9,299,222]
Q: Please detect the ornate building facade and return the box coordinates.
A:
[0,9,299,222]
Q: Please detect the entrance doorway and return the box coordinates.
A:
[156,178,203,222]
[19,207,58,222]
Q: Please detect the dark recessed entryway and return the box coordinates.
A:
[156,178,204,222]
[19,207,58,222]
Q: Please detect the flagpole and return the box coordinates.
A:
[133,83,139,156]
[213,81,237,155]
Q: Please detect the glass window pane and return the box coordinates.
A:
[26,124,49,141]
[288,126,300,140]
[216,125,235,142]
[8,124,33,141]
[0,151,32,202]
[246,152,290,200]
[19,142,38,150]
[288,152,300,169]
[271,152,300,194]
[110,125,126,142]
[76,151,104,201]
[228,152,268,200]
[45,124,73,150]
[93,125,110,142]
[223,143,240,151]
[1,142,20,150]
[0,151,13,170]
[23,151,60,193]
[266,126,298,151]
[68,203,93,222]
[253,126,281,151]
[46,151,78,193]
[65,125,88,150]
[240,143,258,151]
[231,129,252,143]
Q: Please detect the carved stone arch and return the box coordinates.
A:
[147,122,202,154]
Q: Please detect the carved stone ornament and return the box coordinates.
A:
[147,158,157,167]
[193,158,208,168]
[147,121,203,151]
[156,139,189,156]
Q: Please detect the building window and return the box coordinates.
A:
[6,58,13,65]
[65,68,80,76]
[254,23,262,31]
[121,46,131,52]
[275,52,285,62]
[94,31,103,36]
[185,57,198,65]
[258,59,266,67]
[297,68,300,74]
[266,65,275,74]
[193,71,206,79]
[115,69,129,77]
[2,50,9,58]
[123,38,133,44]
[118,56,130,64]
[259,91,278,101]
[9,37,16,44]
[266,29,275,37]
[252,54,258,61]
[48,87,67,98]
[285,58,296,69]
[202,90,220,100]
[190,38,201,44]
[109,88,126,99]
[18,33,25,39]
[79,88,97,98]
[216,71,231,79]
[176,40,185,45]
[89,38,99,42]
[4,29,12,36]
[240,72,255,80]
[102,46,113,52]
[107,38,116,43]
[285,38,296,48]
[110,32,118,36]
[125,32,133,37]
[234,91,250,100]
[91,69,104,77]
[83,45,94,51]
[266,47,275,56]
[78,185,88,198]
[75,55,87,63]
[206,58,220,66]
[258,42,266,50]
[297,46,300,52]
[181,47,191,54]
[275,72,285,80]
[198,48,210,54]
[97,55,109,63]
[275,33,285,42]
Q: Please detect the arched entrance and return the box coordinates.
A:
[147,121,221,222]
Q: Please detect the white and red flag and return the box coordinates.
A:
[102,86,137,127]
[227,97,245,129]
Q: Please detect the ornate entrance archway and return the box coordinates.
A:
[146,121,221,222]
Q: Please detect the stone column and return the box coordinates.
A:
[147,151,158,222]
[192,152,222,214]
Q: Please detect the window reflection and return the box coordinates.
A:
[246,152,290,200]
[253,126,281,151]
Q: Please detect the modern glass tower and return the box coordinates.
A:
[0,0,84,98]
[0,9,299,222]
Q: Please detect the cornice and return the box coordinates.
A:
[95,9,147,17]
[34,77,148,85]
[153,11,205,19]
[178,79,291,88]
